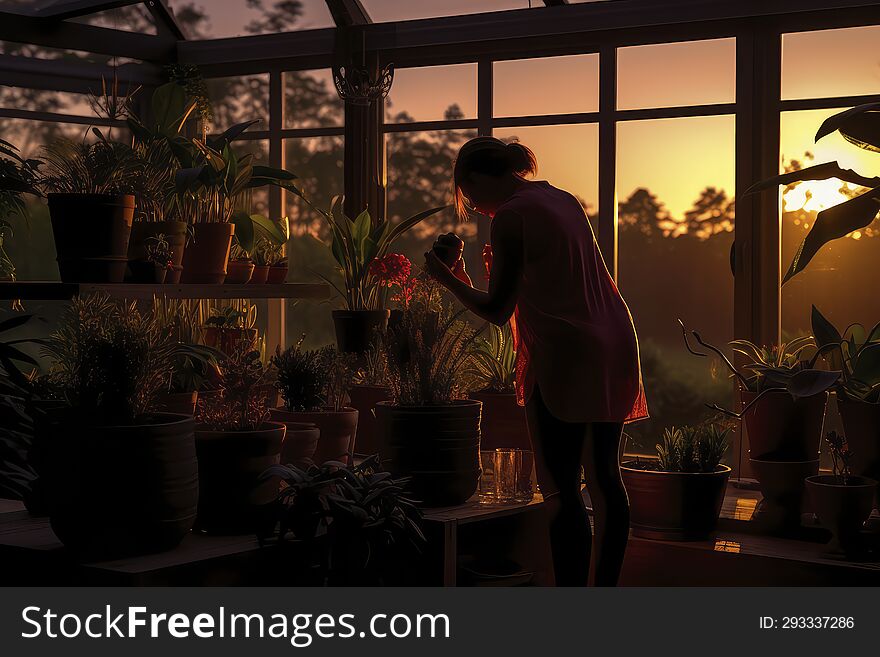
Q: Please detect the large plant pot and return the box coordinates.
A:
[806,474,876,556]
[48,193,135,283]
[470,390,530,451]
[621,464,731,540]
[267,264,288,284]
[127,220,187,281]
[41,411,198,559]
[267,414,321,466]
[194,422,286,534]
[155,391,198,416]
[375,400,482,507]
[750,458,819,532]
[741,389,827,460]
[272,407,358,464]
[202,326,258,356]
[836,397,880,502]
[181,222,234,284]
[332,309,391,353]
[225,259,254,284]
[348,384,390,456]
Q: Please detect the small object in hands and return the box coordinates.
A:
[432,232,465,268]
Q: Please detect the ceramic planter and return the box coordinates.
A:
[621,463,731,540]
[375,400,482,507]
[347,384,390,456]
[469,390,530,451]
[181,222,234,284]
[194,421,286,533]
[127,220,187,282]
[225,259,255,284]
[806,474,877,556]
[41,411,198,559]
[249,264,270,284]
[271,407,359,464]
[332,309,391,353]
[741,389,827,460]
[48,193,135,283]
[267,414,321,466]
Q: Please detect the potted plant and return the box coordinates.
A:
[375,279,482,507]
[129,233,174,283]
[194,344,286,533]
[257,456,425,585]
[37,294,199,558]
[0,138,42,282]
[806,431,877,557]
[270,342,359,464]
[348,336,391,457]
[230,213,289,285]
[201,304,258,356]
[465,322,529,451]
[622,423,732,541]
[225,243,255,284]
[811,306,880,503]
[313,197,447,353]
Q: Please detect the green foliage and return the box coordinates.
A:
[196,344,270,431]
[272,341,354,412]
[204,306,248,329]
[464,322,516,394]
[382,279,479,405]
[39,131,141,195]
[655,424,730,473]
[811,305,880,402]
[259,455,424,585]
[354,336,389,387]
[42,295,177,425]
[232,212,290,259]
[314,198,448,311]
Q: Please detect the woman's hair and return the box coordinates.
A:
[452,137,537,221]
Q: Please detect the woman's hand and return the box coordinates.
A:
[424,250,455,285]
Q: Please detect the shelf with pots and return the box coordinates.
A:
[0,280,330,300]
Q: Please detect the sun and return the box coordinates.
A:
[782,179,854,215]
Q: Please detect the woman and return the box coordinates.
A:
[424,136,648,587]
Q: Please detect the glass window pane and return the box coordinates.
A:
[362,1,528,23]
[167,0,335,39]
[493,124,598,221]
[205,74,269,130]
[782,26,880,101]
[617,38,736,111]
[0,87,94,117]
[616,115,736,454]
[285,69,343,129]
[386,64,477,123]
[494,54,599,117]
[69,6,157,34]
[386,129,476,269]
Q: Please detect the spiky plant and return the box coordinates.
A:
[464,322,516,394]
[197,343,269,431]
[272,339,329,412]
[655,424,730,473]
[39,133,141,195]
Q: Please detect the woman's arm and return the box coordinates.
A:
[424,209,523,326]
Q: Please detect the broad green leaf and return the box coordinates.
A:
[852,343,880,388]
[207,119,261,150]
[744,161,880,196]
[250,214,288,245]
[231,210,255,254]
[151,82,191,135]
[816,102,880,151]
[785,369,840,398]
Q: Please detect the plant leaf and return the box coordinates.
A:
[815,102,880,151]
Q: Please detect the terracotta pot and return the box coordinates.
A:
[741,389,827,460]
[155,391,198,416]
[622,464,731,541]
[348,384,390,456]
[332,309,391,353]
[470,390,529,451]
[267,265,288,284]
[836,396,880,499]
[225,258,255,284]
[167,265,183,284]
[41,411,198,559]
[249,264,270,284]
[749,458,819,532]
[194,421,286,534]
[201,326,258,356]
[375,400,481,507]
[272,407,359,464]
[181,222,234,284]
[48,193,135,283]
[268,413,321,466]
[128,260,168,283]
[806,474,877,556]
[127,220,187,281]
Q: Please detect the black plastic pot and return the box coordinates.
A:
[332,309,391,353]
[741,389,827,460]
[48,193,135,283]
[375,400,482,507]
[806,474,877,556]
[194,422,286,534]
[41,411,198,559]
[621,463,731,540]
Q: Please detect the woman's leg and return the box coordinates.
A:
[525,387,591,587]
[580,422,629,587]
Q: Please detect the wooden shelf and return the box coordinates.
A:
[0,281,331,301]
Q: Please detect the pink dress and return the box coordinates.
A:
[497,181,648,424]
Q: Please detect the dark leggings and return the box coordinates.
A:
[525,386,629,586]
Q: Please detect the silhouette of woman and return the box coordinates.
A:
[424,136,648,586]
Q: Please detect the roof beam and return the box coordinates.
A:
[28,1,139,20]
[324,0,371,27]
[541,0,569,5]
[0,9,176,61]
[0,52,164,94]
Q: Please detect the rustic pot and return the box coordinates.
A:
[267,414,321,466]
[741,389,827,460]
[127,220,187,281]
[225,259,255,284]
[181,222,234,284]
[750,458,819,532]
[267,264,288,284]
[271,407,358,464]
[249,264,270,284]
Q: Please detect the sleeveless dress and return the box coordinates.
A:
[496,181,648,425]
